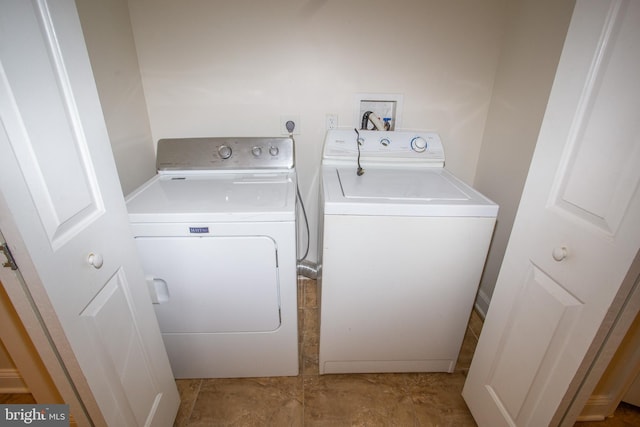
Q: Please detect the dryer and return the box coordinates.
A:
[126,137,298,378]
[318,129,498,374]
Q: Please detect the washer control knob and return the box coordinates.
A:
[218,145,232,159]
[411,136,428,152]
[251,146,262,157]
[269,146,279,156]
[380,138,391,147]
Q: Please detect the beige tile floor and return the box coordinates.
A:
[2,278,639,426]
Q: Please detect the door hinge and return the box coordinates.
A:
[1,242,18,270]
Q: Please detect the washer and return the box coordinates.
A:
[126,137,298,378]
[318,129,498,374]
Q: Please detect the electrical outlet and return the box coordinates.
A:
[326,114,338,130]
[280,115,300,135]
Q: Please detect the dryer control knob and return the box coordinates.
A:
[380,138,391,147]
[218,145,232,159]
[411,137,428,153]
[251,146,262,157]
[269,146,279,156]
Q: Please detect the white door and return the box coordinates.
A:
[462,1,640,426]
[0,1,179,426]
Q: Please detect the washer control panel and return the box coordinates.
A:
[323,129,445,167]
[156,137,294,171]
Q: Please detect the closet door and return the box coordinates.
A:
[0,1,179,425]
[462,1,640,426]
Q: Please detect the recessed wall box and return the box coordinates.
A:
[355,93,403,131]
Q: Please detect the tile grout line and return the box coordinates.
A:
[185,379,202,426]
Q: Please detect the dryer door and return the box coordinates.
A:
[135,235,280,333]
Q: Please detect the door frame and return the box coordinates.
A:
[0,190,103,426]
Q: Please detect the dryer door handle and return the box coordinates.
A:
[145,276,170,304]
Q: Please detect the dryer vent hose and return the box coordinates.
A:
[297,260,318,279]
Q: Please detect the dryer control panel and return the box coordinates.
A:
[156,137,294,172]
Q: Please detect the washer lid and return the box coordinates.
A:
[338,168,469,201]
[323,167,498,217]
[126,172,296,223]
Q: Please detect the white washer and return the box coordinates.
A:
[126,137,298,378]
[318,129,498,374]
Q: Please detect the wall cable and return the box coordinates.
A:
[286,121,310,262]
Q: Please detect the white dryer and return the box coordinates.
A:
[126,137,298,378]
[318,129,498,374]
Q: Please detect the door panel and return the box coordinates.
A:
[550,0,640,235]
[81,269,162,426]
[1,0,103,248]
[462,1,640,426]
[485,264,583,423]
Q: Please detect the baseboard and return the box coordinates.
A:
[0,368,28,393]
[575,394,614,422]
